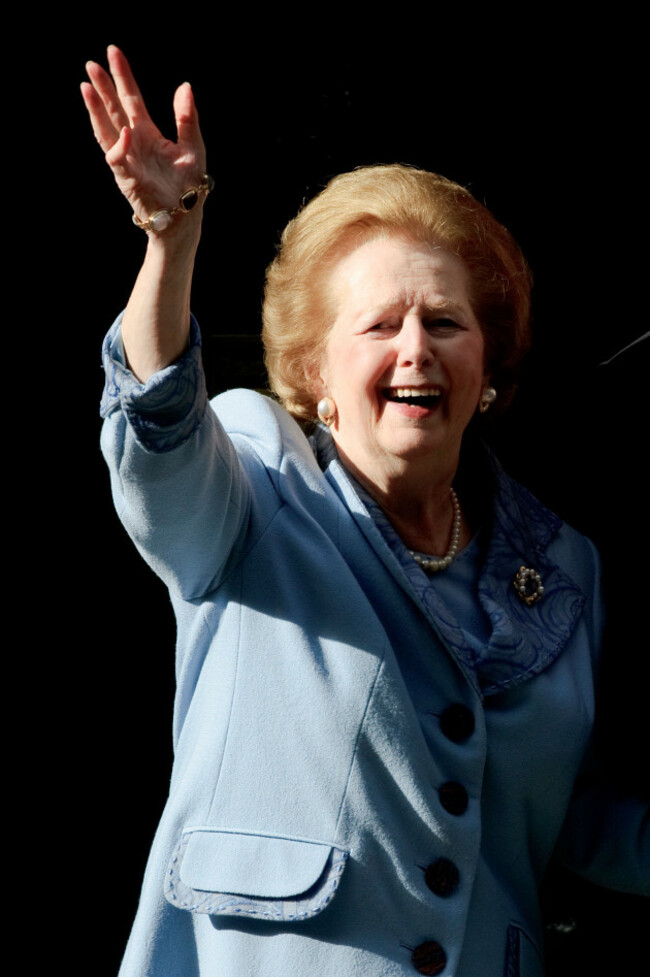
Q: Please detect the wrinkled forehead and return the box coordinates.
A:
[324,232,475,323]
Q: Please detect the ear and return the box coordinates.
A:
[304,359,327,399]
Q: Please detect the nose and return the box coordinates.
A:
[396,316,433,369]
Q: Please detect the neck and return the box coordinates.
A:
[336,446,471,556]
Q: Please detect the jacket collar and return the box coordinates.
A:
[475,450,586,695]
[311,427,586,697]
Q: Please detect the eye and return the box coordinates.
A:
[426,317,463,333]
[368,319,399,333]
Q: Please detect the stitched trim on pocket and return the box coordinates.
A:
[165,828,349,921]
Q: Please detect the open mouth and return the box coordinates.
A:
[383,386,443,408]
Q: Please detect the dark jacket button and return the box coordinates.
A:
[438,781,468,815]
[440,704,475,743]
[425,858,460,897]
[412,940,447,975]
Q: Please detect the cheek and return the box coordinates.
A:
[475,332,488,379]
[446,343,485,407]
[460,337,486,383]
[323,343,386,401]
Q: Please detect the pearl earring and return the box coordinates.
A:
[317,397,337,426]
[479,386,497,413]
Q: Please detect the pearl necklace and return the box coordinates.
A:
[410,488,462,573]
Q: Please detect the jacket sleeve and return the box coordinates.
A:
[553,752,650,896]
[99,314,252,600]
[555,536,649,894]
[547,531,650,897]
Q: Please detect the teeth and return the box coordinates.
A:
[393,387,441,398]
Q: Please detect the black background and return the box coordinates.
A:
[42,15,648,974]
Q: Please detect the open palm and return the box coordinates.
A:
[81,46,206,224]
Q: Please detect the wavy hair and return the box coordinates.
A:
[262,164,532,421]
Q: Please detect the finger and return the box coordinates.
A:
[173,83,206,162]
[106,44,154,128]
[85,59,130,137]
[81,78,121,154]
[104,124,131,165]
[104,125,142,186]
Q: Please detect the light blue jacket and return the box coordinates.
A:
[101,320,648,977]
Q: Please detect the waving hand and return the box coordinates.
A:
[82,46,208,380]
[81,45,207,227]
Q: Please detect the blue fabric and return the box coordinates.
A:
[166,830,349,919]
[100,315,207,452]
[101,317,649,977]
[310,424,588,697]
[347,474,494,675]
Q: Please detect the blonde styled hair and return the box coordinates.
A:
[262,164,532,421]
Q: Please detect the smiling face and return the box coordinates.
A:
[314,234,487,489]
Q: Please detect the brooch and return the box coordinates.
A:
[513,566,544,606]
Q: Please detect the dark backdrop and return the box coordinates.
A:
[45,18,648,974]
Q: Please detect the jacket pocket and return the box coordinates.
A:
[164,828,349,922]
[505,923,544,977]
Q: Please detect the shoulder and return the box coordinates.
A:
[208,389,327,495]
[209,388,298,441]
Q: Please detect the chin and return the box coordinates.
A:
[384,438,449,463]
[390,428,465,465]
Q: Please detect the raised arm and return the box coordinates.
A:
[81,46,208,381]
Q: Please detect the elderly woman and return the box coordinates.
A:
[83,48,647,977]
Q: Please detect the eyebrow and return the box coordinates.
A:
[363,297,472,322]
[420,300,468,318]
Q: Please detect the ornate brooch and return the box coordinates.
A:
[513,566,545,606]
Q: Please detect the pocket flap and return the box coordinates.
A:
[182,830,335,897]
[165,828,349,920]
